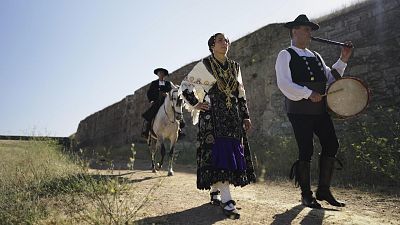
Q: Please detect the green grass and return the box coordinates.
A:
[0,139,82,224]
[0,139,139,225]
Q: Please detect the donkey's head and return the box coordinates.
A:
[168,87,183,121]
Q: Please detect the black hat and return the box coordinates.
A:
[284,14,319,30]
[154,68,169,76]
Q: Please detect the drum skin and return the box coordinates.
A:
[326,77,370,118]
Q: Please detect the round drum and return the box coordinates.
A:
[326,77,370,118]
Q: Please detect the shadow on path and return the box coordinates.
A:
[271,204,326,225]
[134,203,227,225]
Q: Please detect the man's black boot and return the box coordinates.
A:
[316,156,346,207]
[294,160,321,208]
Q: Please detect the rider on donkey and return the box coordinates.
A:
[141,68,185,139]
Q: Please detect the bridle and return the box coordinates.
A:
[164,89,183,123]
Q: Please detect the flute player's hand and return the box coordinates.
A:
[340,41,353,63]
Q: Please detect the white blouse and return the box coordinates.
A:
[179,59,246,125]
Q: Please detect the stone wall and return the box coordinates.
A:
[75,0,400,149]
[75,61,199,147]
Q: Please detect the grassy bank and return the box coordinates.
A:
[0,139,138,225]
[0,139,80,224]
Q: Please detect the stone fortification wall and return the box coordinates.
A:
[75,0,400,149]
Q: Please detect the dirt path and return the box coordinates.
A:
[92,160,400,225]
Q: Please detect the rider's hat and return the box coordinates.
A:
[154,68,169,76]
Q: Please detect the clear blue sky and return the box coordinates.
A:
[0,0,360,137]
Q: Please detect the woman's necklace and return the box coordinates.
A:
[209,56,238,109]
[214,57,229,77]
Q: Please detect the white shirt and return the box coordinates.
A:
[179,59,246,125]
[158,80,165,86]
[275,45,347,101]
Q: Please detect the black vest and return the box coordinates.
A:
[285,48,327,115]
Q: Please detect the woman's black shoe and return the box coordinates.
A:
[221,200,240,219]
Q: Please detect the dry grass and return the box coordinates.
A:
[0,139,139,225]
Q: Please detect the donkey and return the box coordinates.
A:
[147,85,183,176]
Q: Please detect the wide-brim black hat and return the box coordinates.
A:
[154,68,169,76]
[284,14,319,30]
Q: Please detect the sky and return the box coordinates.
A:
[0,0,362,137]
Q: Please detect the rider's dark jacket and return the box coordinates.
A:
[142,80,172,121]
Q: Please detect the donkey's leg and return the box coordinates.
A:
[167,140,177,176]
[148,137,154,170]
[151,140,160,173]
[157,142,166,170]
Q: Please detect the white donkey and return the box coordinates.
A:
[147,85,183,176]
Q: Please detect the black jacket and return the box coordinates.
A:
[147,80,172,103]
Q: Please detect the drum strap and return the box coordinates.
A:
[331,69,342,81]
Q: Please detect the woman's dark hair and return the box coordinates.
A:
[208,33,230,53]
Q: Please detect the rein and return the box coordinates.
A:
[164,90,182,124]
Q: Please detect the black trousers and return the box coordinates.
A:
[142,99,164,122]
[287,113,339,162]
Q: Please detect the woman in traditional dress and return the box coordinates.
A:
[179,33,256,219]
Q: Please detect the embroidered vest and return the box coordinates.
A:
[285,48,327,115]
